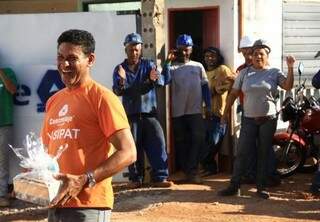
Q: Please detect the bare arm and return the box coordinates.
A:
[50,128,136,207]
[220,88,240,124]
[93,128,136,182]
[0,70,17,94]
[279,56,295,91]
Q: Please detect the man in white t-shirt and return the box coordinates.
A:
[165,34,211,184]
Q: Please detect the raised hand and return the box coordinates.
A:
[286,55,296,68]
[118,65,126,80]
[149,68,159,82]
[166,49,176,62]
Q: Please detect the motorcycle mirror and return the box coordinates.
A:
[298,62,304,76]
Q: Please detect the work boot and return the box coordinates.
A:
[0,197,10,207]
[256,189,270,199]
[218,183,241,196]
[151,180,174,188]
[126,181,142,189]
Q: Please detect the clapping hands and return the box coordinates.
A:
[149,68,159,82]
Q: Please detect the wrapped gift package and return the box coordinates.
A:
[14,174,61,206]
[10,133,66,206]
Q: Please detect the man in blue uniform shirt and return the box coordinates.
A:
[113,33,172,188]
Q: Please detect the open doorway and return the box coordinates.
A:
[168,7,220,172]
[168,7,219,62]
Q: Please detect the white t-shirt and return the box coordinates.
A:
[170,60,208,118]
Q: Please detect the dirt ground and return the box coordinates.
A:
[1,173,319,222]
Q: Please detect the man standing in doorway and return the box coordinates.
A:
[166,34,211,184]
[113,33,172,188]
[0,68,17,207]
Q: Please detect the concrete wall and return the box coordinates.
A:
[165,0,238,70]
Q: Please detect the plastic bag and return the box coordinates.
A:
[9,132,68,205]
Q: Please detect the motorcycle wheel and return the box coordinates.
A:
[273,140,306,178]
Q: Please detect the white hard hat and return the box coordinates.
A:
[239,35,255,48]
[252,39,271,53]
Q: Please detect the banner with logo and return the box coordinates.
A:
[0,12,136,181]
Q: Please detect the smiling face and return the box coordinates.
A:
[176,46,192,63]
[252,47,269,69]
[57,43,95,89]
[125,43,142,65]
[204,51,217,69]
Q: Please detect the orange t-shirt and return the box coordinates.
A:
[41,79,129,209]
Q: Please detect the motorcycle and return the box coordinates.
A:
[273,63,320,177]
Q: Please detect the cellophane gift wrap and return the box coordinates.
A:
[10,133,68,206]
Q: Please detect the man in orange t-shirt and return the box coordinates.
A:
[41,29,136,222]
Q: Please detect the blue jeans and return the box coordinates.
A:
[244,142,277,180]
[201,115,227,172]
[48,208,111,222]
[172,114,205,175]
[230,116,277,189]
[128,115,169,183]
[0,126,12,197]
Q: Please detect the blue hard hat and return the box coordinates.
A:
[123,33,143,46]
[176,34,193,47]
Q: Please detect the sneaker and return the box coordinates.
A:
[218,184,241,197]
[126,181,142,189]
[0,197,10,207]
[256,189,270,199]
[152,180,174,188]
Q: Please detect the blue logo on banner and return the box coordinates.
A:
[37,70,65,112]
[14,84,31,105]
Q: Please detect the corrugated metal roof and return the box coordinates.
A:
[283,0,320,85]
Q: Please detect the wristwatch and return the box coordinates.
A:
[86,171,96,188]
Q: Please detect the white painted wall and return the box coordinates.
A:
[165,0,239,70]
[164,0,284,70]
[242,0,283,69]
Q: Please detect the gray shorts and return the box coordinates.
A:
[48,208,111,222]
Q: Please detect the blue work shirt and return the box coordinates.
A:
[113,58,170,116]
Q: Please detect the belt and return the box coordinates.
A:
[246,114,277,124]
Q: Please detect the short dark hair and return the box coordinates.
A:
[57,29,95,55]
[203,47,225,68]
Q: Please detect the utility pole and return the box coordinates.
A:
[141,0,173,174]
